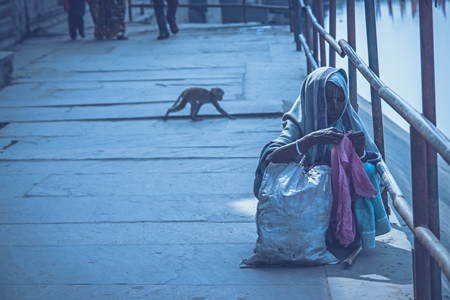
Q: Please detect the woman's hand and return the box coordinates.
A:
[265,128,343,164]
[308,127,344,146]
[348,131,365,157]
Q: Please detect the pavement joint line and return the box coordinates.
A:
[0,113,284,123]
[14,77,242,83]
[0,157,259,162]
[0,221,256,225]
[0,101,173,108]
[74,66,244,73]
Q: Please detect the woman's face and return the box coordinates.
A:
[325,82,345,124]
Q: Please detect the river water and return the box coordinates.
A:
[325,0,450,137]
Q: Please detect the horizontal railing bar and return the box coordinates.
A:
[415,226,450,281]
[377,161,414,231]
[377,161,450,281]
[338,39,450,165]
[298,0,344,58]
[298,34,319,70]
[129,3,289,10]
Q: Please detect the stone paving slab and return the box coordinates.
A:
[24,173,254,196]
[0,222,257,245]
[0,284,327,300]
[0,244,327,285]
[0,101,281,122]
[0,194,256,224]
[0,118,281,136]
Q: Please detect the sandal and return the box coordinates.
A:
[157,32,169,40]
[169,21,178,34]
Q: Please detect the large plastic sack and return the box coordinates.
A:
[241,162,338,267]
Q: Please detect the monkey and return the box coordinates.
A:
[163,87,235,121]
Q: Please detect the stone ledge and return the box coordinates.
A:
[0,51,14,89]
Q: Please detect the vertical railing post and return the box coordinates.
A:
[243,0,248,23]
[317,0,326,66]
[364,0,389,215]
[140,2,144,15]
[328,0,336,67]
[293,0,302,51]
[364,0,384,159]
[346,0,357,112]
[298,0,304,51]
[128,0,133,21]
[304,0,312,73]
[289,0,294,33]
[419,0,441,298]
[411,126,431,300]
[312,1,319,66]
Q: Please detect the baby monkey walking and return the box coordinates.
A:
[163,87,235,121]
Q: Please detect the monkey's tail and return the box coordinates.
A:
[171,93,184,108]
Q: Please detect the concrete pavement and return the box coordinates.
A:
[0,12,420,300]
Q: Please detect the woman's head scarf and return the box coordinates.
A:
[253,67,380,197]
[285,66,379,163]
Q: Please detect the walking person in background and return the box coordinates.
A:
[87,0,128,40]
[153,0,179,40]
[64,0,86,40]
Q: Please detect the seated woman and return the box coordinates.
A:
[253,66,391,249]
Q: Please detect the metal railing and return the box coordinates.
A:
[292,0,450,299]
[126,0,291,23]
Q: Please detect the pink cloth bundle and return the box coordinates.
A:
[330,134,377,247]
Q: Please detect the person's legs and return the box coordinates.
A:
[97,0,110,39]
[88,2,103,39]
[68,12,77,39]
[77,12,85,38]
[115,0,127,39]
[153,0,169,39]
[166,0,178,34]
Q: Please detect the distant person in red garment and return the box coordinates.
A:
[86,0,127,40]
[64,0,86,40]
[153,0,179,40]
